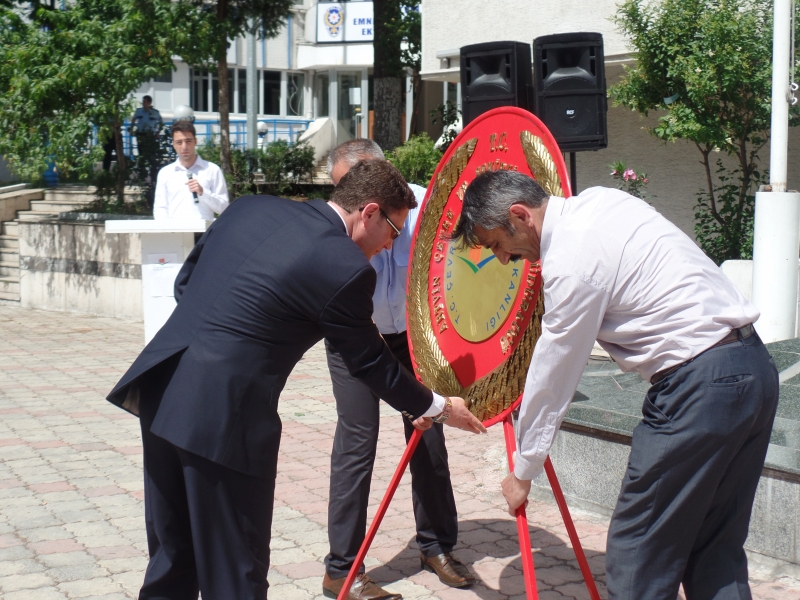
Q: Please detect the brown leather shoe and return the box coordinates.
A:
[420,552,476,588]
[322,573,403,600]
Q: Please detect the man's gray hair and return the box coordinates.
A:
[451,171,549,248]
[327,139,385,175]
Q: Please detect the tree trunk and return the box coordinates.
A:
[372,0,403,152]
[374,77,402,152]
[113,118,126,204]
[217,43,232,173]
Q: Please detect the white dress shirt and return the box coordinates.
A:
[328,191,446,419]
[514,187,759,481]
[153,156,229,221]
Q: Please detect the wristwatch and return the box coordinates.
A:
[432,397,453,424]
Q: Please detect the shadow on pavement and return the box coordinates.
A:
[367,518,607,598]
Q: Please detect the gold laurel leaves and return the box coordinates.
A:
[520,131,564,198]
[407,139,477,397]
[408,129,562,420]
[464,291,544,422]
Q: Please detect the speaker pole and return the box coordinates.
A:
[569,152,578,195]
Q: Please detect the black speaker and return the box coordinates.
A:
[459,41,533,126]
[532,32,607,152]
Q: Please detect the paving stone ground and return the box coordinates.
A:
[1,304,800,599]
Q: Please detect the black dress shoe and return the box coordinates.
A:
[420,552,476,588]
[322,573,403,600]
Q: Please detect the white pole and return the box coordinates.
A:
[751,0,800,342]
[246,22,258,150]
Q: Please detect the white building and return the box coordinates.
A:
[419,0,800,238]
[134,1,379,150]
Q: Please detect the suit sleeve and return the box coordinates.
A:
[173,228,209,302]
[320,265,434,418]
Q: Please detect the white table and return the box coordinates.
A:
[106,219,210,343]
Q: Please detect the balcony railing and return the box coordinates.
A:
[109,117,313,157]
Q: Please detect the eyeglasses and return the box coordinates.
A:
[359,205,403,239]
[380,209,403,239]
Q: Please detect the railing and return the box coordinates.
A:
[106,117,313,158]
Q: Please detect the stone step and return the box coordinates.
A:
[0,248,18,263]
[16,211,61,222]
[29,199,96,213]
[1,221,18,237]
[0,235,18,250]
[0,276,19,295]
[0,264,18,277]
[44,186,141,204]
[0,290,20,302]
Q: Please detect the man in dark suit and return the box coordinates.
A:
[107,159,485,600]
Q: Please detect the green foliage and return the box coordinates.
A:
[609,161,650,199]
[694,160,763,263]
[387,133,442,187]
[611,0,799,263]
[373,0,420,78]
[83,168,152,215]
[0,0,209,199]
[429,101,460,153]
[197,139,315,198]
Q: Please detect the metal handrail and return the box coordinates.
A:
[99,117,313,158]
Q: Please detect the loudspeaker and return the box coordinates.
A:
[459,41,533,126]
[532,32,607,152]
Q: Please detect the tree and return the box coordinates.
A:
[612,0,799,264]
[373,0,420,152]
[177,0,293,173]
[0,0,199,201]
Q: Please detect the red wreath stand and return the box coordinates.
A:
[336,398,601,600]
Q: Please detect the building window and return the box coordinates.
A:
[237,68,247,114]
[317,74,329,117]
[191,69,210,113]
[152,69,173,84]
[263,71,281,115]
[287,73,305,117]
[446,82,458,107]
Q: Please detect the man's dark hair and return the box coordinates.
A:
[327,139,385,175]
[171,120,196,139]
[143,95,152,103]
[450,170,549,248]
[331,159,417,214]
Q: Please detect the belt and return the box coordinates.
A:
[649,323,755,385]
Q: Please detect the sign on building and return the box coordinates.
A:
[317,2,374,44]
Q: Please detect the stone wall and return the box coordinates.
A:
[18,220,142,320]
[532,426,800,565]
[0,188,41,223]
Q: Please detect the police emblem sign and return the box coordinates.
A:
[316,2,374,43]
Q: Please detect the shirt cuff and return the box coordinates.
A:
[421,392,446,417]
[513,452,545,481]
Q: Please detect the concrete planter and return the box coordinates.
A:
[18,218,143,320]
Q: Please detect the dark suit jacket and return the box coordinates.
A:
[107,196,432,477]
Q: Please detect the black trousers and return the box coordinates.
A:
[138,362,278,600]
[324,332,458,579]
[606,331,779,599]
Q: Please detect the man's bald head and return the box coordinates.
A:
[327,139,385,185]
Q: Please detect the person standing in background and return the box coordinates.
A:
[153,121,229,221]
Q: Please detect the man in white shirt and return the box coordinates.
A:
[153,121,229,221]
[450,171,778,600]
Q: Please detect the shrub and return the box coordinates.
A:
[609,161,650,199]
[387,133,442,187]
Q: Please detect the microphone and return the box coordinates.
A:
[187,172,198,203]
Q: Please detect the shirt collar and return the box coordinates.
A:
[173,155,207,172]
[331,204,350,236]
[539,195,566,260]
